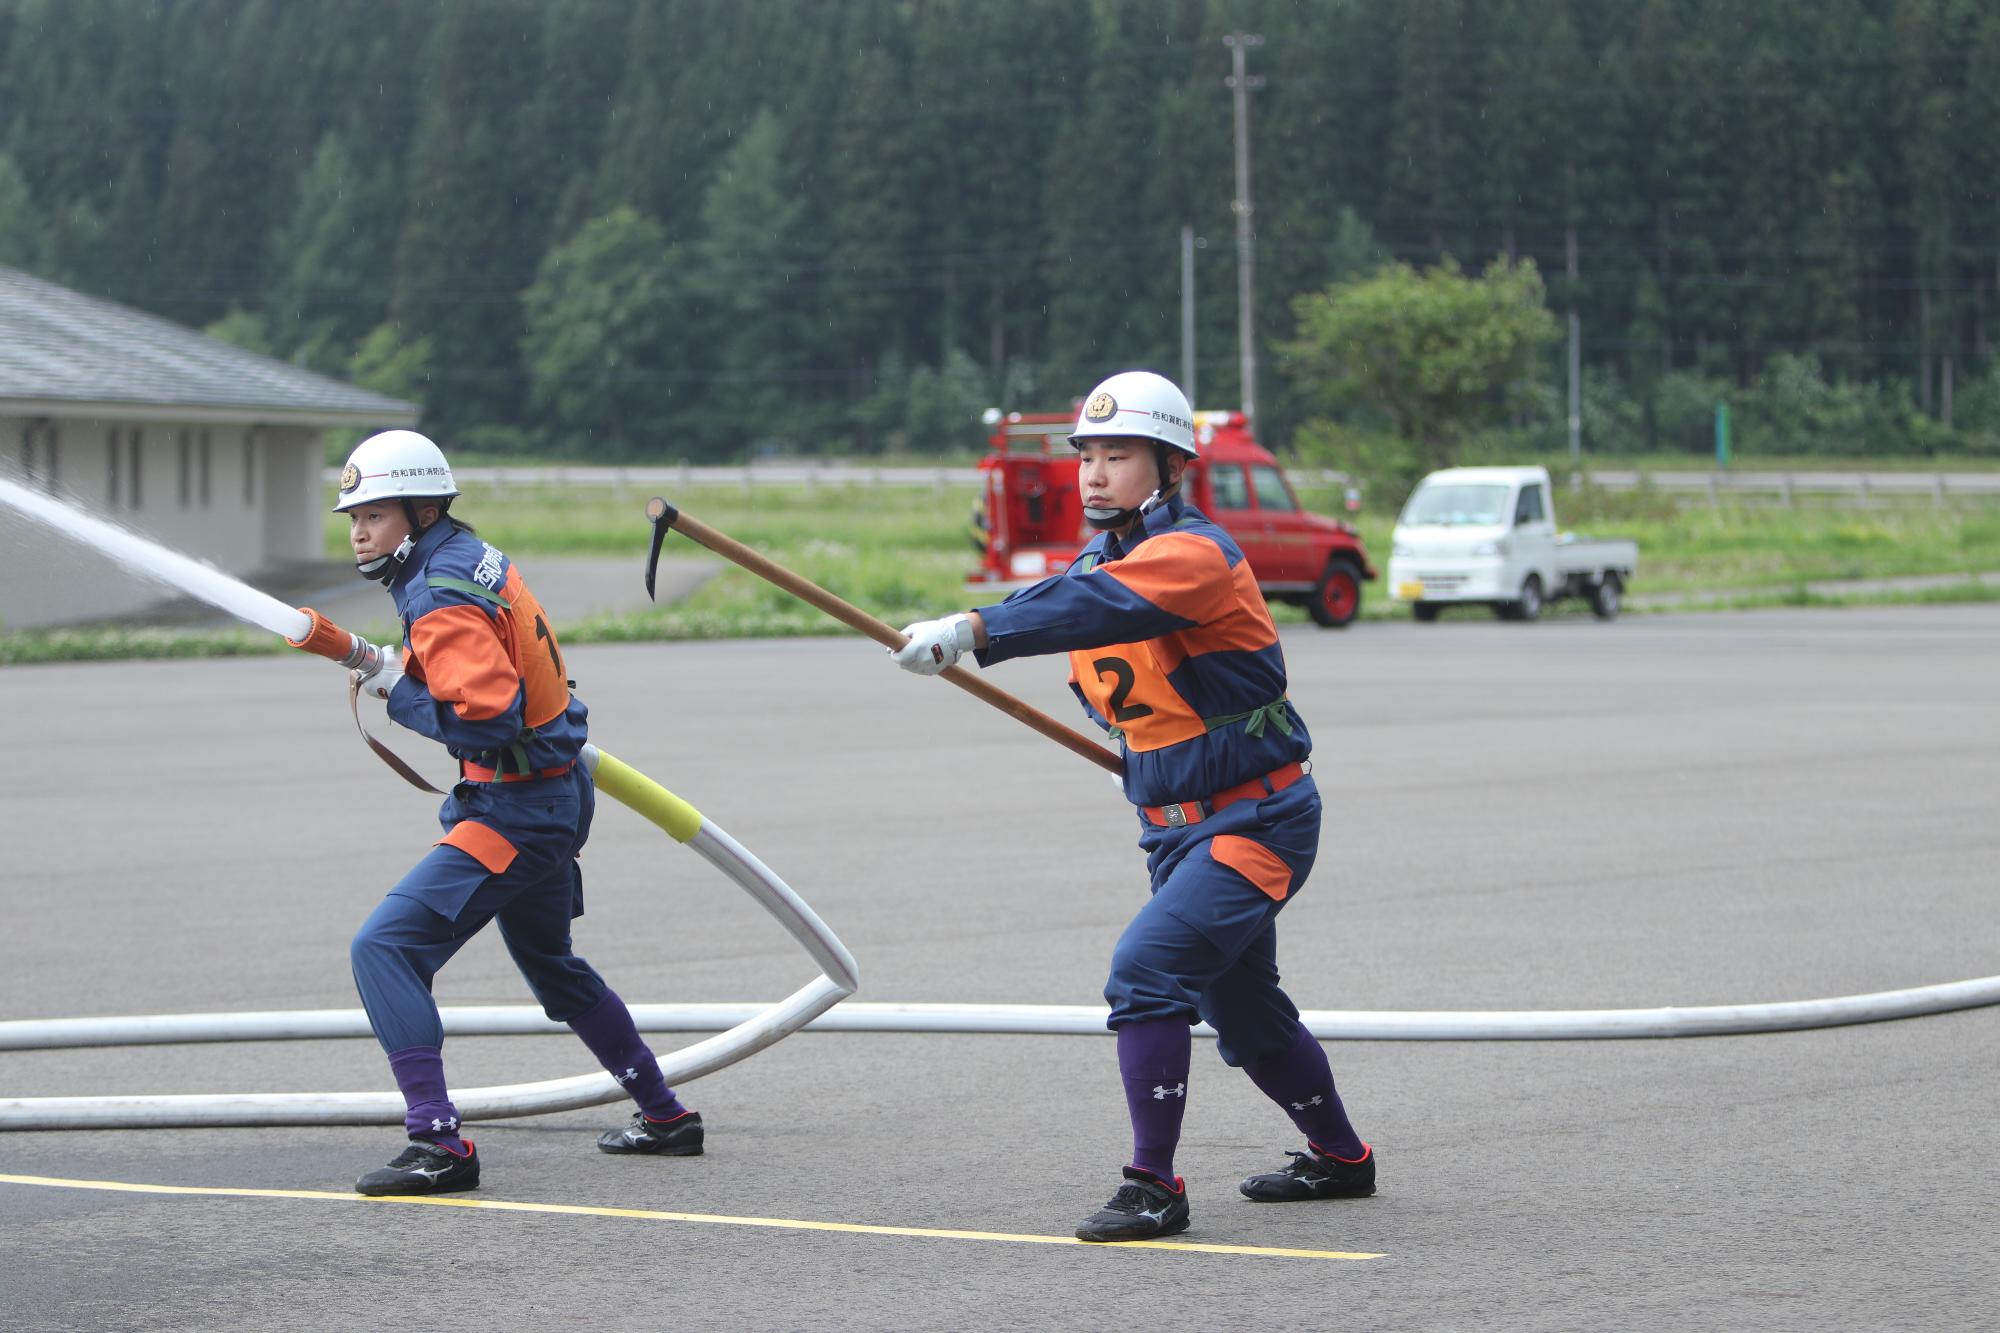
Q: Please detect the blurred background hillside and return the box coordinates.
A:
[4,0,1998,467]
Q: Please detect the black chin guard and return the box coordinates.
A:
[357,534,414,583]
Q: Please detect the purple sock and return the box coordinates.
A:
[568,988,687,1121]
[1116,1019,1191,1181]
[1242,1022,1366,1160]
[388,1046,467,1151]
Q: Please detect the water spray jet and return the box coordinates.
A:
[0,474,312,639]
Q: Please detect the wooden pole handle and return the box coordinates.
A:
[658,503,1124,776]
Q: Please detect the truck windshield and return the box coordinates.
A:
[1400,483,1510,527]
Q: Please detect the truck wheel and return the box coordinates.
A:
[1411,601,1441,622]
[1588,572,1623,620]
[1512,575,1545,622]
[1308,559,1363,628]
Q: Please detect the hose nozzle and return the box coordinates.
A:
[287,607,380,673]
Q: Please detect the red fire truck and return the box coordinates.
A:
[966,409,1376,627]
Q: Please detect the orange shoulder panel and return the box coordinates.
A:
[408,603,521,722]
[1103,531,1234,626]
[1162,560,1281,666]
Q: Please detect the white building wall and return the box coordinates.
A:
[1,415,332,629]
[261,427,327,565]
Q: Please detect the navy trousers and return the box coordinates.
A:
[351,767,608,1053]
[1103,776,1322,1067]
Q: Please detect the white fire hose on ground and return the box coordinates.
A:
[6,973,1998,1130]
[0,745,859,1131]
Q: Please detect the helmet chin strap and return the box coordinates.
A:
[356,533,416,583]
[1084,447,1181,532]
[356,499,449,583]
[1084,489,1164,532]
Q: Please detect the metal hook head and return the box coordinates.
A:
[643,496,679,601]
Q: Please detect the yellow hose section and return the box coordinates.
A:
[590,749,703,844]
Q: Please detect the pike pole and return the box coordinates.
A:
[642,496,1125,777]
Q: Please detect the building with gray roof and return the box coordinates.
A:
[0,265,420,629]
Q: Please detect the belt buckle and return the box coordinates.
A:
[1163,803,1188,828]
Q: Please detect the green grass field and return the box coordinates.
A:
[6,474,1999,664]
[1287,480,2000,602]
[411,477,2000,633]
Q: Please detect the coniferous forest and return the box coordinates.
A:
[4,0,2000,461]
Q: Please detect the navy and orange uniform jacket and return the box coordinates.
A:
[974,495,1310,810]
[385,520,587,781]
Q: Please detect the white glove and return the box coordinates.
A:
[891,614,976,676]
[353,644,405,700]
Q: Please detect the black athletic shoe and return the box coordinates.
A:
[1239,1143,1375,1201]
[1075,1166,1191,1242]
[354,1139,480,1196]
[598,1110,704,1156]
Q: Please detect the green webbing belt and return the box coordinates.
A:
[426,575,512,610]
[1106,697,1292,748]
[1203,697,1295,739]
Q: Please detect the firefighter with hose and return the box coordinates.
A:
[889,372,1374,1242]
[301,429,703,1195]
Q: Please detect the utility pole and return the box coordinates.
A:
[1566,223,1581,480]
[1224,32,1263,435]
[1180,225,1197,407]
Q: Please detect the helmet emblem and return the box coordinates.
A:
[1084,392,1118,423]
[339,463,361,493]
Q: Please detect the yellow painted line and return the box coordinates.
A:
[0,1172,1382,1261]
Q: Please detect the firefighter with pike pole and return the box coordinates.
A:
[293,430,705,1195]
[889,371,1374,1242]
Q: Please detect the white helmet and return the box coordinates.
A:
[332,430,460,513]
[1068,370,1197,457]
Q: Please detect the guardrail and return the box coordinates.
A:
[1584,469,2000,505]
[323,463,1358,492]
[324,464,2000,505]
[324,463,986,492]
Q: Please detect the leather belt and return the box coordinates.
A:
[1143,761,1305,828]
[460,759,575,784]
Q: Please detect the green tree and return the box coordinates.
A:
[203,309,275,356]
[875,0,1079,425]
[1284,257,1560,472]
[684,109,808,454]
[388,0,546,431]
[1644,0,1736,376]
[0,151,49,270]
[1889,0,1981,417]
[266,132,388,371]
[348,321,435,406]
[1040,0,1171,390]
[815,12,921,427]
[520,207,688,456]
[1382,0,1475,259]
[516,0,635,248]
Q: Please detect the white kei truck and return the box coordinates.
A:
[1387,465,1638,622]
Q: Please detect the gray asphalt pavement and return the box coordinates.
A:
[2,606,1997,1330]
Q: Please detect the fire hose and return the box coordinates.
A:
[0,610,857,1131]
